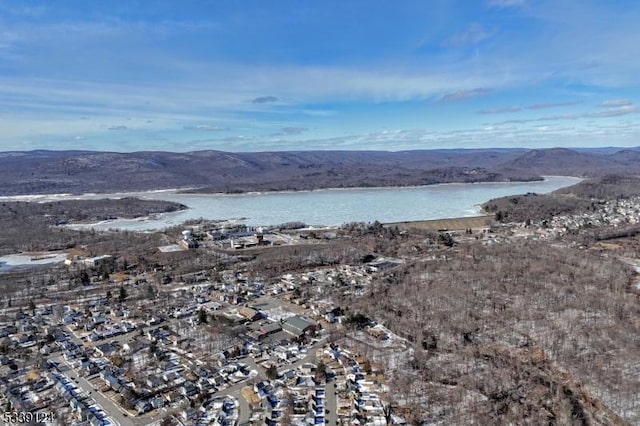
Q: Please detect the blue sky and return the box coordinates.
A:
[1,0,639,152]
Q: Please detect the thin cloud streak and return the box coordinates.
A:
[488,103,639,125]
[526,101,582,110]
[251,96,279,104]
[478,101,582,115]
[587,105,639,118]
[440,88,492,102]
[486,0,527,8]
[270,126,308,136]
[478,106,521,114]
[444,23,495,46]
[183,125,229,132]
[599,99,632,108]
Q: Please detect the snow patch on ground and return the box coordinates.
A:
[0,252,67,272]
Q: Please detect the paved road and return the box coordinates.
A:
[58,357,133,426]
[66,323,165,350]
[326,379,338,426]
[229,388,252,426]
[240,355,265,378]
[57,321,328,426]
[55,348,255,426]
[60,326,175,426]
[63,361,184,426]
[276,335,326,374]
[64,325,85,346]
[194,380,255,426]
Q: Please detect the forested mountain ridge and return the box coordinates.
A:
[1,147,639,195]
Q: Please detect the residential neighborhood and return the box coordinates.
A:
[2,188,640,425]
[0,240,407,426]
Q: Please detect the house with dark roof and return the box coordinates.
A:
[178,382,198,397]
[94,342,118,357]
[247,321,283,340]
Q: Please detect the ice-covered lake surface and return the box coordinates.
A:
[0,252,68,273]
[0,176,582,231]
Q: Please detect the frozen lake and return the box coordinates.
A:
[0,176,583,230]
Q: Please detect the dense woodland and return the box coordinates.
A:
[555,174,640,199]
[349,241,639,424]
[482,192,596,224]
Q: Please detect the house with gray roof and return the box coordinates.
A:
[282,316,317,337]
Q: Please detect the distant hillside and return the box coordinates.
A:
[606,149,640,165]
[555,174,640,199]
[0,147,639,195]
[496,148,625,176]
[483,174,640,223]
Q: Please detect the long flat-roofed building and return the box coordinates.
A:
[282,316,317,337]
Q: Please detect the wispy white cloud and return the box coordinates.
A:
[1,1,639,152]
[183,125,229,132]
[440,88,492,102]
[0,28,24,49]
[302,109,336,117]
[444,23,495,46]
[526,101,582,110]
[599,99,632,108]
[538,114,580,121]
[488,102,639,125]
[273,123,640,152]
[251,96,279,104]
[478,106,521,114]
[479,100,582,114]
[0,64,507,119]
[216,135,255,143]
[487,0,527,8]
[587,105,639,118]
[270,126,308,136]
[0,2,47,18]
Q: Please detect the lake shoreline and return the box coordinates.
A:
[178,176,551,196]
[0,175,580,201]
[42,176,582,231]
